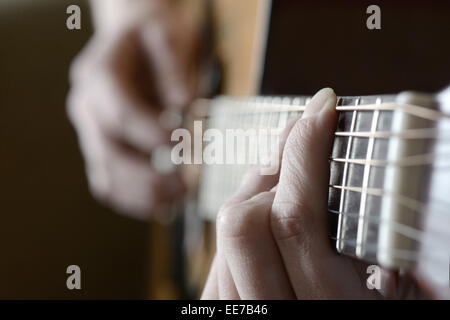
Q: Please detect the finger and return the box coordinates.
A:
[224,119,298,206]
[213,120,298,299]
[217,249,240,299]
[68,92,184,219]
[93,63,170,153]
[105,147,185,219]
[74,32,170,153]
[67,88,110,197]
[271,88,338,298]
[218,192,296,299]
[224,169,278,207]
[201,256,219,300]
[140,17,196,110]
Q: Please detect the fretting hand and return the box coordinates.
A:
[202,88,430,299]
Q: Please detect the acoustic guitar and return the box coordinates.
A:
[148,0,450,299]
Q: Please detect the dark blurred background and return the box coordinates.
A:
[262,0,450,95]
[0,0,148,299]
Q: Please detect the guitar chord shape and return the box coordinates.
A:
[330,98,392,264]
[197,92,447,270]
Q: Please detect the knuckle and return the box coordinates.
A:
[69,40,113,87]
[65,89,97,129]
[240,168,260,186]
[86,170,111,204]
[251,191,276,204]
[217,202,258,240]
[69,48,96,84]
[216,203,236,232]
[270,201,313,246]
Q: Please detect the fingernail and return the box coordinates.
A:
[302,88,336,118]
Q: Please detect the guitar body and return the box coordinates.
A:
[148,0,450,299]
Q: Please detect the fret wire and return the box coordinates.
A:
[336,106,357,252]
[210,100,449,121]
[356,103,380,257]
[236,100,248,189]
[252,98,264,166]
[250,98,258,165]
[266,97,279,165]
[277,101,289,130]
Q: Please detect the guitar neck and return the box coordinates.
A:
[196,92,441,270]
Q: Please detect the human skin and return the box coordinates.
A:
[67,0,198,219]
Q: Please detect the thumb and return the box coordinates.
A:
[272,88,337,254]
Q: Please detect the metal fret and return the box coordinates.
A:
[356,99,380,258]
[336,105,357,252]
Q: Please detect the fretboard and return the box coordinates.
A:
[196,92,448,270]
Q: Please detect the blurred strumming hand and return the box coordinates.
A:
[67,0,198,219]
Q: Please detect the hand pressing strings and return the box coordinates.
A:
[202,88,429,300]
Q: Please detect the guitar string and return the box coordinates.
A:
[206,97,450,265]
[192,120,450,167]
[207,102,450,206]
[327,209,449,244]
[329,153,450,167]
[329,185,450,221]
[334,128,450,139]
[330,185,450,260]
[356,102,379,256]
[201,121,450,140]
[328,236,449,265]
[206,103,450,221]
[211,101,450,122]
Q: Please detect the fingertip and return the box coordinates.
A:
[302,87,336,118]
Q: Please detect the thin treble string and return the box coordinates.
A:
[329,236,449,265]
[329,185,450,221]
[330,153,450,167]
[334,128,450,139]
[327,209,449,244]
[207,120,450,141]
[209,98,450,141]
[214,100,450,122]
